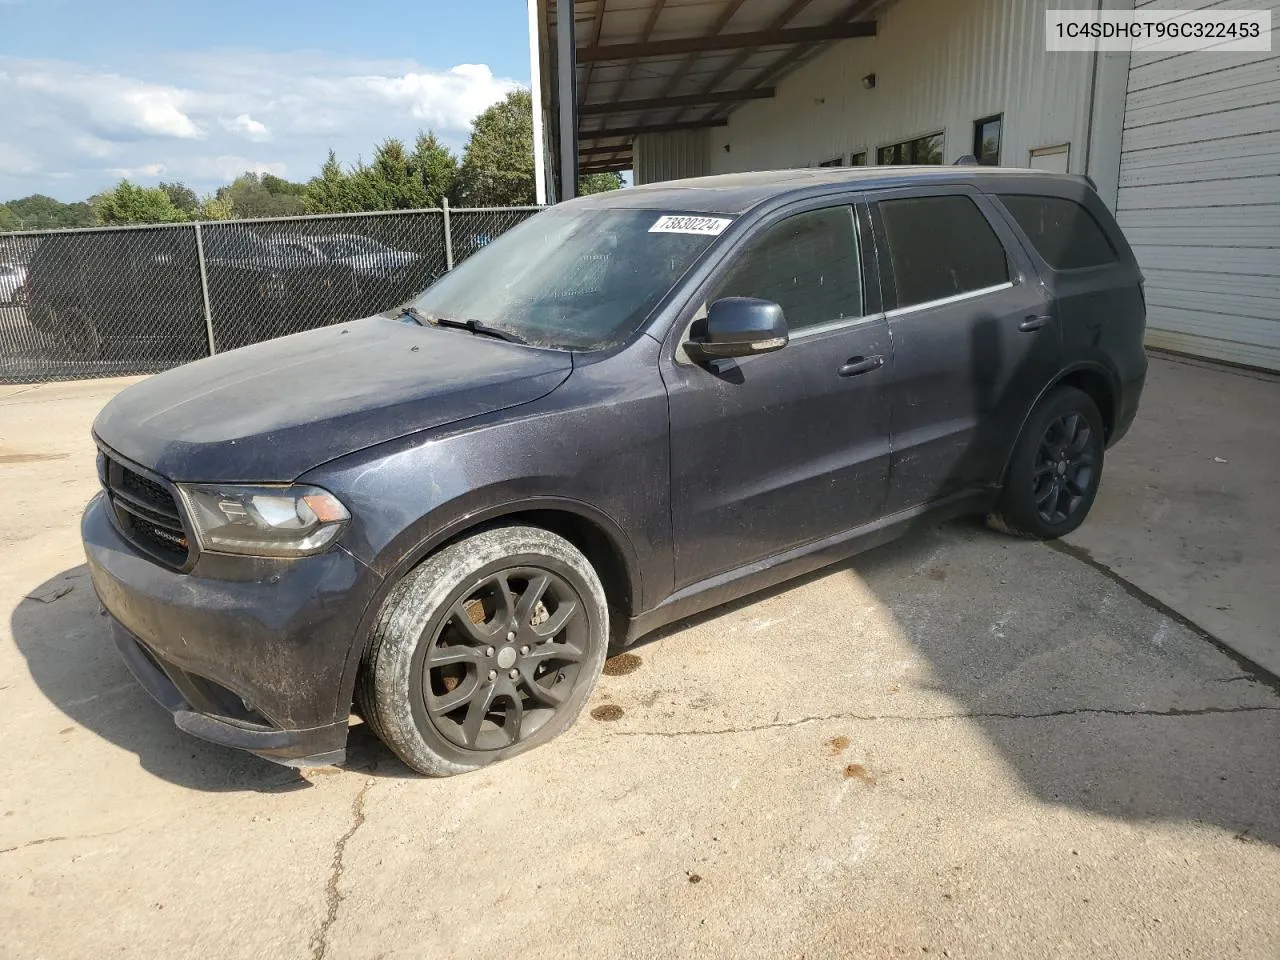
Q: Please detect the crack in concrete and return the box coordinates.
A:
[0,827,130,856]
[611,704,1280,739]
[309,780,373,960]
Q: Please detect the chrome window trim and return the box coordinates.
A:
[789,312,883,340]
[883,281,1014,319]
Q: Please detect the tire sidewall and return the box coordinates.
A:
[1002,387,1105,539]
[370,526,609,775]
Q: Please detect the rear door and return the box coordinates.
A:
[869,187,1061,513]
[662,200,893,588]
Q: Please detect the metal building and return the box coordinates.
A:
[531,0,1280,370]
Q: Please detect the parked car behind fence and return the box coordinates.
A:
[0,205,540,383]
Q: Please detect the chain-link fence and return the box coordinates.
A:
[0,204,541,383]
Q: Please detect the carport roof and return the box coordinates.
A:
[542,0,890,176]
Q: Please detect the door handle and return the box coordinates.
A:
[1018,314,1052,332]
[838,355,884,377]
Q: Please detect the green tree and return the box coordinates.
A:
[0,204,20,232]
[411,131,458,207]
[303,150,356,214]
[159,181,200,216]
[200,193,236,220]
[579,172,624,196]
[214,172,306,219]
[455,89,536,206]
[3,194,95,230]
[93,180,190,225]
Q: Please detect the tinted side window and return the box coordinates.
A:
[878,195,1009,308]
[711,206,862,331]
[999,194,1117,270]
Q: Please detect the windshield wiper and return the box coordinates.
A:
[432,315,528,345]
[397,305,430,326]
[395,306,527,345]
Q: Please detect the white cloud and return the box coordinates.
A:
[0,52,522,202]
[221,114,270,141]
[359,63,519,130]
[109,162,169,179]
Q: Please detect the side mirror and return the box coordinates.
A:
[687,297,789,360]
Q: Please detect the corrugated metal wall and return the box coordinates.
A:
[634,128,711,184]
[1116,0,1280,370]
[706,0,1125,201]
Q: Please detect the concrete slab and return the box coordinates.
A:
[2,368,1278,960]
[1067,353,1280,676]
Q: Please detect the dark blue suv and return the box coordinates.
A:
[83,168,1146,775]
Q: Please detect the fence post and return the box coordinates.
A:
[193,221,217,356]
[442,198,455,272]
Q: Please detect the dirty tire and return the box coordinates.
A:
[357,525,609,776]
[988,386,1105,540]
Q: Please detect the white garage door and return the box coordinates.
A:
[1116,1,1280,370]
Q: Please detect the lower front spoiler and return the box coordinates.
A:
[110,618,349,768]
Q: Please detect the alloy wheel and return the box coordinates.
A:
[1032,411,1097,525]
[422,567,588,751]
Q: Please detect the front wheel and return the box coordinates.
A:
[988,386,1105,540]
[357,525,610,776]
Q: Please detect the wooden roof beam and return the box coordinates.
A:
[581,87,774,116]
[578,21,877,63]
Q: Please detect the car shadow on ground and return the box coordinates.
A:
[636,517,1280,849]
[10,563,413,793]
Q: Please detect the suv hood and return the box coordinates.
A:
[94,316,573,482]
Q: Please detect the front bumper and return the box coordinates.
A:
[82,493,380,767]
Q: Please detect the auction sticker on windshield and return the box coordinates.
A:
[649,215,733,236]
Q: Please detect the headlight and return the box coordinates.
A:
[176,483,349,558]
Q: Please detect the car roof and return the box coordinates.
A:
[569,167,1089,216]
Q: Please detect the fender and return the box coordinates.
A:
[330,494,645,723]
[997,359,1121,483]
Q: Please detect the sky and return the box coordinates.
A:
[0,0,534,202]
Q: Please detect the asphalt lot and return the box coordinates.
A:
[2,357,1278,959]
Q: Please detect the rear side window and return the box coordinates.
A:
[878,195,1009,308]
[711,205,862,331]
[999,194,1117,270]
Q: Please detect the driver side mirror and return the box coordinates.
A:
[686,297,789,360]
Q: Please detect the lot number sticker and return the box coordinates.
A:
[649,215,732,236]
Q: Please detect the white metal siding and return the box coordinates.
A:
[706,0,1130,205]
[634,129,710,184]
[1117,0,1280,370]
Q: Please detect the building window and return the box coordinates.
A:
[973,115,1002,166]
[998,194,1117,270]
[850,152,867,166]
[877,195,1008,308]
[818,156,845,167]
[876,132,944,166]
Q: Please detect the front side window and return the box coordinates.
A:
[411,207,727,350]
[878,195,1009,308]
[710,206,862,332]
[999,194,1117,270]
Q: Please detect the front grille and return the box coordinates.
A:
[101,452,190,568]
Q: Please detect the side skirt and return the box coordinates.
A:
[622,488,996,645]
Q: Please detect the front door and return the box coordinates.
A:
[870,188,1061,513]
[663,203,893,589]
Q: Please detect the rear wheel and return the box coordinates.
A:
[357,525,610,776]
[988,386,1105,540]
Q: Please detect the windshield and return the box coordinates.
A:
[409,207,730,350]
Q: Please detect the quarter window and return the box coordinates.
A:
[999,194,1117,270]
[818,156,845,167]
[876,133,945,166]
[711,206,862,331]
[850,152,867,166]
[878,195,1009,308]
